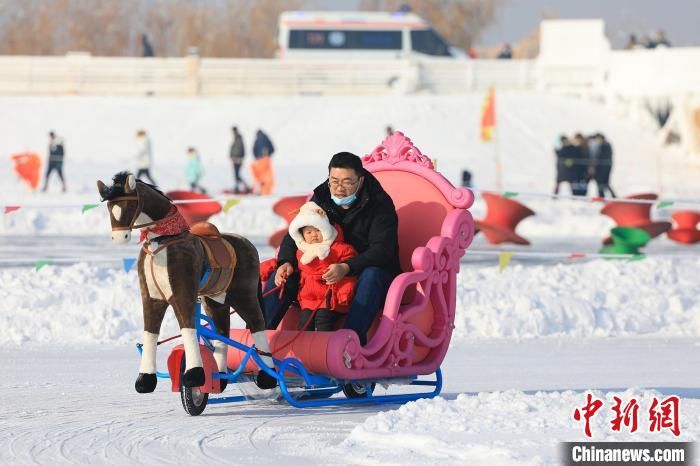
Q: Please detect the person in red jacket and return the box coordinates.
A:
[288,201,357,331]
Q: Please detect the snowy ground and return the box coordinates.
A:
[1,340,698,465]
[1,93,699,465]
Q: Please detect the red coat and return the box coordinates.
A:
[297,236,357,313]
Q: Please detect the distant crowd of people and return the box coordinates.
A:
[554,132,615,198]
[625,29,671,50]
[40,127,276,195]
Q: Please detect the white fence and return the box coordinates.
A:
[0,54,533,96]
[0,48,697,97]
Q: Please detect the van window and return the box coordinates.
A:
[410,29,451,56]
[289,30,402,50]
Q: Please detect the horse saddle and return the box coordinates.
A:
[190,222,237,297]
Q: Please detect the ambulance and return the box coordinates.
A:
[277,11,465,59]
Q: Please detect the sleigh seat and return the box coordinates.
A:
[228,132,475,381]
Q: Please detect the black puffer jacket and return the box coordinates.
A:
[277,169,401,276]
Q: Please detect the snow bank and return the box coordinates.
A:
[1,263,144,345]
[338,389,699,465]
[454,257,700,340]
[2,256,699,346]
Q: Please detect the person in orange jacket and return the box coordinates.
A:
[288,201,357,331]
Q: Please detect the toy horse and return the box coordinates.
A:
[97,172,276,393]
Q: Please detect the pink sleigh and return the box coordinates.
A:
[229,131,475,381]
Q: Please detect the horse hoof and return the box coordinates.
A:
[255,370,277,390]
[135,373,157,393]
[219,372,228,392]
[183,367,205,388]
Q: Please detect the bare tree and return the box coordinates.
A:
[0,0,301,57]
[359,0,500,50]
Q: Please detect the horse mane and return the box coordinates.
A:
[101,171,170,201]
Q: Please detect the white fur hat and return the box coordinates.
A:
[289,201,338,264]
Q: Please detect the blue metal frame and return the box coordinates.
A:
[136,301,443,409]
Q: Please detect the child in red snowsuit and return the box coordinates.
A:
[288,201,357,331]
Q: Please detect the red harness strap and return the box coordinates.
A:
[139,206,189,243]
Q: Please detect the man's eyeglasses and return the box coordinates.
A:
[328,178,360,189]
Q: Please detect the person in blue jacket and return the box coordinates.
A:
[252,129,274,160]
[185,147,206,193]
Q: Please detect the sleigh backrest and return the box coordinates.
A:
[362,132,474,272]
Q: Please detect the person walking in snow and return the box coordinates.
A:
[252,129,274,160]
[570,133,590,196]
[185,147,206,194]
[554,135,576,195]
[287,201,358,331]
[42,131,67,192]
[251,129,276,194]
[589,133,616,198]
[230,126,250,193]
[134,129,157,185]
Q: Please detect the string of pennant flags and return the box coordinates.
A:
[4,190,700,215]
[2,249,696,274]
[467,188,695,209]
[3,197,241,215]
[2,190,698,273]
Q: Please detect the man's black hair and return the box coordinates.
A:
[328,152,363,174]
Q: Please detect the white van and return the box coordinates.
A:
[277,11,464,59]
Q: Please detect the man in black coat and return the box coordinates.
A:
[230,126,250,193]
[263,152,400,345]
[590,133,616,198]
[42,131,66,192]
[554,135,581,195]
[553,135,569,195]
[141,34,154,57]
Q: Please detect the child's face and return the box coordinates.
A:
[301,226,322,244]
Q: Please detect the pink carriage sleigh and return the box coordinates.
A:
[165,132,475,413]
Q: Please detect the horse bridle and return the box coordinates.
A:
[108,193,161,232]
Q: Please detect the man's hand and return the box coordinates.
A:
[322,263,350,285]
[275,263,294,287]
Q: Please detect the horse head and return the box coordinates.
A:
[97,172,172,244]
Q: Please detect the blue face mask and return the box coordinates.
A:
[330,178,363,207]
[331,193,357,206]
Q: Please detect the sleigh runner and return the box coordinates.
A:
[134,132,475,414]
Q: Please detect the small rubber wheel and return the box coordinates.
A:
[180,357,208,416]
[180,384,208,416]
[342,382,376,399]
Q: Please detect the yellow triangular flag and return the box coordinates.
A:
[222,198,240,214]
[498,252,512,272]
